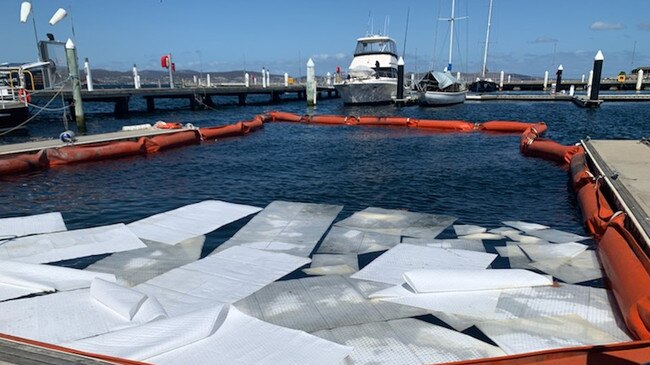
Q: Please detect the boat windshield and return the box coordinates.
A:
[354,39,397,57]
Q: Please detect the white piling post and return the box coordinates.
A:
[581,74,585,83]
[167,54,174,89]
[456,72,461,81]
[306,58,316,106]
[543,70,549,90]
[207,74,211,87]
[266,70,271,86]
[569,84,575,96]
[410,73,415,87]
[245,73,250,87]
[262,68,267,88]
[84,58,94,91]
[637,69,644,92]
[132,64,141,89]
[507,75,511,83]
[284,72,289,87]
[499,70,504,89]
[193,75,197,85]
[326,72,331,86]
[587,70,593,97]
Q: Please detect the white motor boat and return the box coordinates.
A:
[334,35,401,105]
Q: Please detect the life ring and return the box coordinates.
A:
[18,89,31,104]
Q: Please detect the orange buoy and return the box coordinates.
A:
[17,89,31,104]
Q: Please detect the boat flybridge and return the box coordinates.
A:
[334,35,404,105]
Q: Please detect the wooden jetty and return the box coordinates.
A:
[467,93,650,105]
[583,139,650,247]
[30,85,339,116]
[492,79,648,92]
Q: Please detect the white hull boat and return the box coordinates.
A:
[336,78,397,105]
[419,89,467,106]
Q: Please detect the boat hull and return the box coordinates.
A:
[0,102,29,129]
[419,90,467,106]
[334,79,397,105]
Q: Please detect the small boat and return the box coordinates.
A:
[418,71,467,106]
[334,35,401,105]
[1,64,34,134]
[468,79,498,93]
[0,100,29,132]
[419,0,467,106]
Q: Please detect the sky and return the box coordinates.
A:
[3,0,650,78]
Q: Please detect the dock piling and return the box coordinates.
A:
[65,39,86,134]
[637,69,644,92]
[306,58,316,106]
[207,74,211,87]
[133,64,141,89]
[262,68,267,88]
[556,64,563,93]
[589,51,604,102]
[543,71,549,90]
[499,71,504,90]
[83,58,94,92]
[284,73,289,87]
[396,56,405,106]
[245,73,250,87]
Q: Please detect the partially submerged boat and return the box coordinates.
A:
[418,71,467,106]
[334,35,401,105]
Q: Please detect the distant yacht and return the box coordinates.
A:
[334,35,401,105]
[419,0,467,106]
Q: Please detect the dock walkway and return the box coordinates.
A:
[583,139,650,246]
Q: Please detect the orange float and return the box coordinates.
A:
[0,151,47,175]
[144,130,200,153]
[480,121,547,134]
[413,119,475,131]
[46,140,146,166]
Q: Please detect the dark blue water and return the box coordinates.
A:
[1,96,649,252]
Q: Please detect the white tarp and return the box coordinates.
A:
[0,223,146,264]
[65,305,352,365]
[0,212,67,239]
[477,314,621,355]
[127,200,262,245]
[334,207,456,238]
[213,201,342,257]
[234,275,427,333]
[402,269,553,293]
[313,318,505,365]
[135,246,310,316]
[0,280,166,344]
[85,236,205,287]
[350,244,496,285]
[0,260,115,301]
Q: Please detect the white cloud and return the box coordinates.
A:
[590,21,625,30]
[530,36,558,44]
[311,53,348,61]
[639,23,650,31]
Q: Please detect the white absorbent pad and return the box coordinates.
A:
[334,207,456,238]
[135,246,310,316]
[402,269,553,293]
[303,254,359,276]
[213,201,342,257]
[313,318,505,365]
[502,221,550,232]
[350,244,496,285]
[530,250,603,284]
[0,279,166,344]
[0,212,67,239]
[453,225,487,236]
[495,243,535,269]
[65,305,351,365]
[85,235,205,287]
[317,226,402,255]
[234,275,427,333]
[526,228,589,243]
[477,314,621,355]
[402,237,486,252]
[127,200,262,245]
[0,260,115,301]
[519,242,588,262]
[0,223,146,263]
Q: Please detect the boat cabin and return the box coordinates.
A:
[348,35,398,78]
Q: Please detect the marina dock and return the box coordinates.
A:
[582,139,650,246]
[31,85,339,116]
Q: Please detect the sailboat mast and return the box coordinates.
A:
[447,0,456,71]
[481,0,493,78]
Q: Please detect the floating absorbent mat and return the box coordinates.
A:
[65,305,351,365]
[213,201,342,257]
[313,318,505,365]
[400,237,486,252]
[334,207,456,238]
[0,278,166,344]
[0,260,115,301]
[127,200,262,245]
[0,212,67,239]
[234,275,427,333]
[85,235,205,287]
[135,246,310,316]
[525,228,589,244]
[502,220,550,232]
[350,244,496,285]
[0,223,146,263]
[477,314,621,355]
[317,226,402,255]
[452,224,487,236]
[302,253,359,276]
[529,250,603,284]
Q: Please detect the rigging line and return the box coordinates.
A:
[402,7,410,58]
[431,0,442,70]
